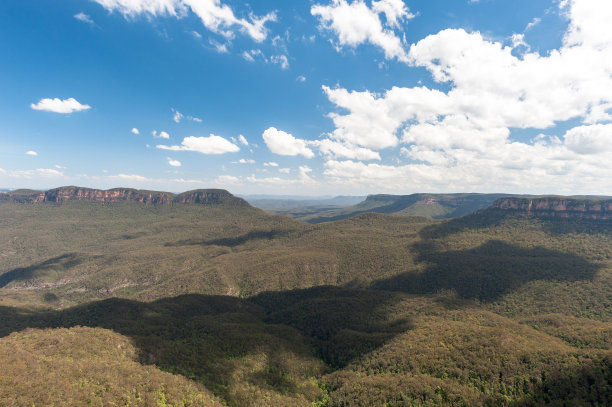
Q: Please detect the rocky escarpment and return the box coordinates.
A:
[1,186,250,207]
[38,186,174,204]
[173,189,250,207]
[491,197,612,220]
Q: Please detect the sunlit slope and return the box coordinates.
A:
[1,198,611,322]
[0,326,224,406]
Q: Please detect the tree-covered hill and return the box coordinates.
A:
[0,192,611,405]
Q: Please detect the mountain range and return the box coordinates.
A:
[0,187,610,406]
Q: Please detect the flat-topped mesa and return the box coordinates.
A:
[491,197,612,220]
[172,189,250,207]
[2,186,250,207]
[39,186,173,204]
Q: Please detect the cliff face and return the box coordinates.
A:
[173,189,249,206]
[491,197,612,220]
[37,187,173,204]
[4,186,249,207]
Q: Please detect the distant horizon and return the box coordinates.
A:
[1,0,611,195]
[2,185,612,200]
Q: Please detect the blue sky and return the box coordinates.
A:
[1,0,611,195]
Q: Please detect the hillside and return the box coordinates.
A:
[0,189,611,405]
[0,186,249,206]
[245,195,366,219]
[299,193,515,223]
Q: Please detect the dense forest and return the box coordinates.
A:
[0,192,610,406]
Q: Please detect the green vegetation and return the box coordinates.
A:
[0,196,611,405]
[296,193,515,223]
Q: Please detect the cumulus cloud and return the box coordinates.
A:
[26,151,38,156]
[264,161,279,167]
[152,130,170,139]
[311,0,414,62]
[131,127,140,135]
[315,138,381,160]
[296,75,306,82]
[93,0,276,42]
[563,123,612,155]
[157,134,240,154]
[167,157,182,167]
[318,0,612,193]
[30,97,91,114]
[262,127,315,158]
[74,12,94,24]
[238,134,248,146]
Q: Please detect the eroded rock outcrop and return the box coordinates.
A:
[2,186,249,207]
[491,197,612,220]
[37,187,173,204]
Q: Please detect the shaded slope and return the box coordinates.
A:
[302,193,514,223]
[0,288,610,406]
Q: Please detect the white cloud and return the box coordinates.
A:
[183,0,276,42]
[234,158,255,164]
[173,109,184,123]
[157,134,240,154]
[131,127,140,135]
[215,174,242,185]
[271,55,289,69]
[94,0,276,42]
[245,172,316,186]
[153,130,170,139]
[278,168,290,174]
[25,151,38,156]
[210,39,229,53]
[299,165,314,181]
[322,85,410,149]
[74,12,94,24]
[167,157,182,167]
[525,17,541,31]
[238,134,248,145]
[8,168,64,178]
[262,127,315,158]
[30,97,91,114]
[371,0,412,28]
[109,173,150,182]
[173,109,203,123]
[92,0,185,17]
[563,123,612,155]
[311,0,414,62]
[242,51,255,62]
[315,138,381,160]
[296,75,306,82]
[315,0,612,193]
[191,30,202,39]
[264,161,279,167]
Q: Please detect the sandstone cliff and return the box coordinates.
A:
[490,197,612,220]
[1,186,250,207]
